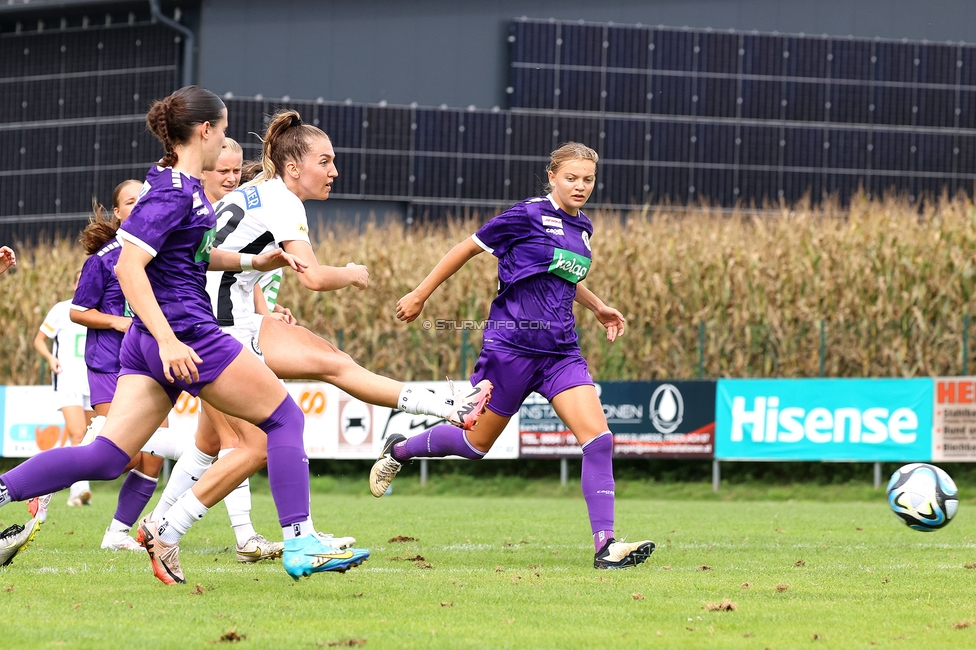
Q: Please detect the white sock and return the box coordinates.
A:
[108,519,130,534]
[159,491,208,545]
[151,444,215,520]
[217,449,257,545]
[81,415,106,445]
[281,519,315,541]
[140,427,186,461]
[396,385,458,419]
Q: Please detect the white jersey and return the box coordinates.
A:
[39,300,90,394]
[207,178,310,326]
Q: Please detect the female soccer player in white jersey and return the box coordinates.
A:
[371,142,655,570]
[0,85,369,584]
[32,272,94,508]
[171,137,287,563]
[145,110,493,576]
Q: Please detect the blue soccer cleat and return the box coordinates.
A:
[283,535,369,581]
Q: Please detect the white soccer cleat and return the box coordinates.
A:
[369,434,405,497]
[236,534,284,563]
[101,528,143,552]
[0,518,41,567]
[593,538,655,569]
[445,379,493,430]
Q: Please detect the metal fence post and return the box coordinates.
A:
[819,319,826,378]
[712,459,720,492]
[461,329,469,379]
[964,315,970,376]
[336,329,344,352]
[698,321,705,379]
[873,462,882,489]
[560,458,568,486]
[420,459,428,486]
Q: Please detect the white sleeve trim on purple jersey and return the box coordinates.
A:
[546,193,559,210]
[116,230,158,258]
[471,234,493,254]
[69,304,90,312]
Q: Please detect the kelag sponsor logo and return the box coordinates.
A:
[716,379,932,461]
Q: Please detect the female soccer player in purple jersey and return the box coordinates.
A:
[370,142,655,569]
[63,179,187,552]
[144,110,491,576]
[0,85,370,584]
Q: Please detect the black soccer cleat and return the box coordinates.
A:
[593,538,655,569]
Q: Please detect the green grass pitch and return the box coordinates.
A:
[1,476,975,649]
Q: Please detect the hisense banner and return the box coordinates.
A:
[715,378,932,461]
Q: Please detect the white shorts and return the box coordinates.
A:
[221,313,266,362]
[55,389,92,411]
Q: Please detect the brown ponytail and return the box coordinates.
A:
[260,110,329,180]
[79,179,141,254]
[146,85,225,167]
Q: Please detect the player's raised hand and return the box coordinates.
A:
[0,246,16,274]
[396,291,426,323]
[346,262,369,290]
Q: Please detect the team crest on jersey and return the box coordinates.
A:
[194,227,216,263]
[542,215,563,228]
[243,186,261,209]
[581,231,591,251]
[192,191,204,209]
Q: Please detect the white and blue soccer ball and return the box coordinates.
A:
[886,463,958,532]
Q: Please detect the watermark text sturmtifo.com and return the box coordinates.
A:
[422,319,552,331]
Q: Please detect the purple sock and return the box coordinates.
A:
[114,471,158,528]
[260,396,310,527]
[1,437,131,502]
[391,424,486,461]
[581,432,615,552]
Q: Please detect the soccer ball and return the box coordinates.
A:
[886,463,958,531]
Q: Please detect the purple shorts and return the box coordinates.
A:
[470,347,594,417]
[88,368,119,408]
[119,324,244,405]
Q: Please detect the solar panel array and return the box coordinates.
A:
[4,15,976,239]
[509,19,976,206]
[0,17,178,241]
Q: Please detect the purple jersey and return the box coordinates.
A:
[118,165,218,335]
[472,195,593,356]
[71,239,125,373]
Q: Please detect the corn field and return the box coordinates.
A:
[3,194,976,385]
